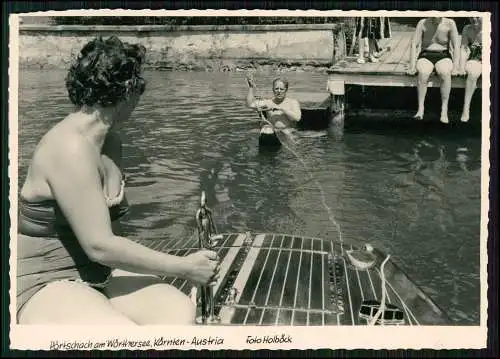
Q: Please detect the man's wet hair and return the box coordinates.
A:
[272,77,289,90]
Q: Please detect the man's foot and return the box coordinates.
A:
[440,114,449,124]
[460,112,470,122]
[369,55,379,63]
[356,58,366,64]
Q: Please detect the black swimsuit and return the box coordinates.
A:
[16,192,129,318]
[469,41,482,62]
[418,49,452,65]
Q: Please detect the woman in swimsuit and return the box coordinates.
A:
[458,17,483,122]
[407,17,461,124]
[16,36,220,325]
[355,17,392,64]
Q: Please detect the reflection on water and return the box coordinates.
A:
[17,70,482,325]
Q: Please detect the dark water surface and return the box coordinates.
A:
[18,70,482,325]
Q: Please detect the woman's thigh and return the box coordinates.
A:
[416,58,434,77]
[103,269,197,325]
[18,280,136,325]
[434,58,453,77]
[465,60,482,79]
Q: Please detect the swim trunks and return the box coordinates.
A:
[469,41,482,62]
[259,125,281,147]
[417,50,452,65]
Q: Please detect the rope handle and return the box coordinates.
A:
[369,254,391,326]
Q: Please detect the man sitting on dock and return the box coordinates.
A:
[407,17,460,124]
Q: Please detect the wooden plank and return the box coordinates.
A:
[377,35,400,64]
[332,32,410,74]
[327,73,479,89]
[383,32,411,65]
[372,34,398,72]
[394,33,413,73]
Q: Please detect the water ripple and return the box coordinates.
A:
[17,69,482,325]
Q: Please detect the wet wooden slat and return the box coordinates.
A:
[383,33,409,66]
[280,251,302,308]
[268,247,292,306]
[324,313,340,326]
[243,308,263,325]
[261,309,279,325]
[253,248,280,307]
[262,233,274,247]
[310,252,324,310]
[295,250,312,311]
[343,261,365,325]
[276,309,293,326]
[309,312,323,326]
[292,311,308,326]
[394,34,413,73]
[291,236,303,249]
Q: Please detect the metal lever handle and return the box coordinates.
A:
[195,191,220,325]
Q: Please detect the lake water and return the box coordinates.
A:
[17,69,482,325]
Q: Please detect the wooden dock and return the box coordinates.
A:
[317,30,483,135]
[327,31,481,92]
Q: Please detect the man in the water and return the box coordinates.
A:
[245,75,301,136]
[407,17,460,124]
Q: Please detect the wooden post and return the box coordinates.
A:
[326,77,345,140]
[332,24,347,65]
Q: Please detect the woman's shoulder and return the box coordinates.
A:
[443,18,457,25]
[23,125,98,199]
[417,18,427,28]
[34,126,99,174]
[460,24,474,40]
[35,124,82,155]
[461,24,473,33]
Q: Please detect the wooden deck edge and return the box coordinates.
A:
[327,73,482,89]
[19,23,341,33]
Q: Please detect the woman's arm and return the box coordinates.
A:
[458,25,471,73]
[449,19,461,72]
[408,19,424,74]
[46,137,217,285]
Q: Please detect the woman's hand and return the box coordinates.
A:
[184,250,221,286]
[406,65,417,76]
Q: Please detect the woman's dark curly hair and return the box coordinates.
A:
[66,36,146,107]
